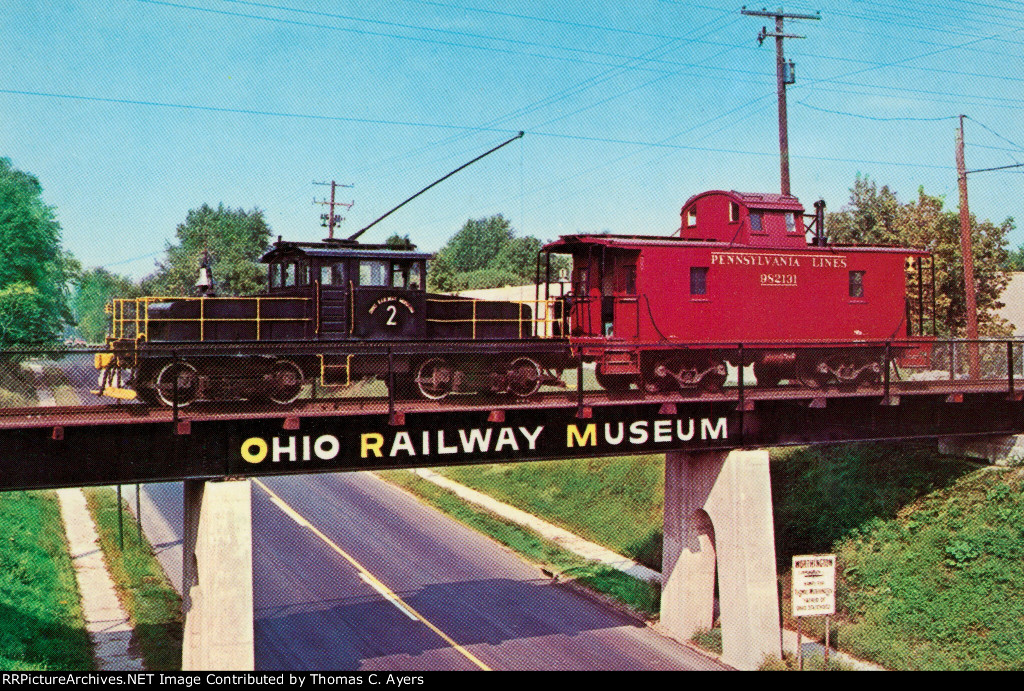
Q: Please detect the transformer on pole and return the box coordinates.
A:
[742,7,820,197]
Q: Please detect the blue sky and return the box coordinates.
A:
[3,1,1024,279]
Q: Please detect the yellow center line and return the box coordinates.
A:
[252,478,491,671]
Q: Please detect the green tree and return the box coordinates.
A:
[384,233,414,249]
[428,215,569,291]
[828,177,1012,336]
[0,158,76,346]
[1003,245,1024,271]
[827,175,902,246]
[72,268,140,343]
[142,204,271,296]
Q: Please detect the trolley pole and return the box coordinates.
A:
[956,116,981,379]
[741,7,820,197]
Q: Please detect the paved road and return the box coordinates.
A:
[131,473,726,671]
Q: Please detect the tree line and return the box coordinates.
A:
[1,155,1020,347]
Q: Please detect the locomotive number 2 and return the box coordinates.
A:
[386,304,398,326]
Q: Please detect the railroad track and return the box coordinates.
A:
[0,377,1019,430]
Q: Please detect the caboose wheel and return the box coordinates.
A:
[507,357,542,398]
[415,358,454,400]
[595,367,633,393]
[267,360,304,405]
[154,361,199,407]
[796,355,827,388]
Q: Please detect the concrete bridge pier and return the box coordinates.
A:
[181,478,255,670]
[661,449,781,670]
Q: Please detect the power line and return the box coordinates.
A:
[139,0,761,80]
[0,87,520,133]
[794,101,958,122]
[965,116,1024,153]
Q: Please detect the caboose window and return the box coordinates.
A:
[573,267,589,294]
[690,267,708,295]
[621,265,637,294]
[729,202,740,223]
[749,212,763,232]
[359,260,389,286]
[786,212,797,233]
[849,270,865,298]
[686,208,697,227]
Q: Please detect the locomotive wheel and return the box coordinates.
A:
[267,360,304,405]
[154,361,199,407]
[136,384,160,406]
[415,358,454,400]
[507,357,542,398]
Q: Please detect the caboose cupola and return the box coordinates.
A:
[678,190,807,248]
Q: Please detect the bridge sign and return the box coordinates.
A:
[792,554,835,617]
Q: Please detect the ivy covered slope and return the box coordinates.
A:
[837,466,1024,671]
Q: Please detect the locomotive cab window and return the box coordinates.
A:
[270,263,281,289]
[849,270,865,298]
[359,260,389,286]
[283,262,297,288]
[409,262,422,290]
[320,262,344,286]
[391,262,407,288]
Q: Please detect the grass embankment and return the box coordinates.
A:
[834,466,1024,670]
[378,471,659,617]
[84,488,183,670]
[421,444,1019,669]
[434,455,666,569]
[0,492,91,670]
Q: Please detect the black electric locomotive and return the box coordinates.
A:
[96,236,571,407]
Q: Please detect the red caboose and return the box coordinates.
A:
[542,190,934,391]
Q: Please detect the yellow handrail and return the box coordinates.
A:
[108,295,312,342]
[425,297,565,339]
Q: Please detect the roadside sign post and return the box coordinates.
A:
[792,554,836,670]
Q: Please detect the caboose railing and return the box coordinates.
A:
[425,297,567,338]
[107,296,312,342]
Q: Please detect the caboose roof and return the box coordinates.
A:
[543,234,929,255]
[680,189,805,212]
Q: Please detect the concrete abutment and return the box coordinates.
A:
[181,478,255,670]
[661,449,781,670]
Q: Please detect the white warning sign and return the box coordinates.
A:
[792,554,836,617]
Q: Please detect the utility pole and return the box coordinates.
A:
[313,180,354,239]
[956,115,981,379]
[741,7,820,197]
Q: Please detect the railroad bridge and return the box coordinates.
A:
[2,341,1023,670]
